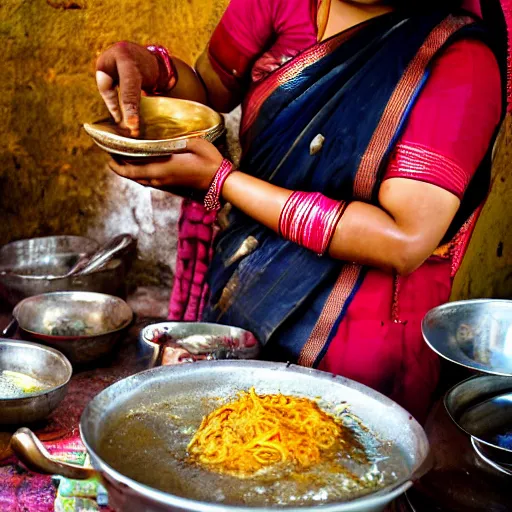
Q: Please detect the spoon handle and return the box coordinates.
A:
[76,234,135,276]
[2,317,18,338]
[11,428,96,480]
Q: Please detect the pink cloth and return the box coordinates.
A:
[168,200,217,321]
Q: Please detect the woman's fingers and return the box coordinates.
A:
[116,56,143,137]
[96,70,122,123]
[96,42,150,137]
[107,157,172,181]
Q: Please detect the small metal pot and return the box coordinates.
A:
[12,291,133,364]
[0,236,134,306]
[0,340,72,425]
[445,375,512,474]
[138,321,260,368]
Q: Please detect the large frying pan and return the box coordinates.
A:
[12,361,431,512]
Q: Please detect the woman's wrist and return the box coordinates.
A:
[204,159,235,211]
[145,45,178,95]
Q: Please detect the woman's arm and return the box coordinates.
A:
[107,141,459,276]
[220,171,460,275]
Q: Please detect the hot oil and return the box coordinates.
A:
[99,395,410,507]
[0,370,52,398]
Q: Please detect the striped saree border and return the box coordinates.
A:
[298,264,362,367]
[240,26,364,136]
[298,15,474,368]
[353,15,474,201]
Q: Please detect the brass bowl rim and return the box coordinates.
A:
[83,97,224,146]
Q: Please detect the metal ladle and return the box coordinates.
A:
[63,233,135,277]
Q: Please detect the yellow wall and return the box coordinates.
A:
[0,0,510,297]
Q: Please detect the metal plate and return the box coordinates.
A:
[422,299,512,376]
[84,96,225,157]
[79,361,431,512]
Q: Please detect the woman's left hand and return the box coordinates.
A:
[107,138,224,190]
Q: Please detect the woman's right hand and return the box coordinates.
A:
[96,41,160,136]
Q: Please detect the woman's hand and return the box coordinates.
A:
[107,138,224,190]
[96,41,160,136]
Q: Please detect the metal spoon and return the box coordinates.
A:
[63,234,135,278]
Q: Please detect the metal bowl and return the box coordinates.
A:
[445,375,512,472]
[0,339,72,425]
[13,291,133,364]
[422,299,512,376]
[0,236,130,306]
[84,96,225,158]
[138,321,260,368]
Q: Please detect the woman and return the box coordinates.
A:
[97,0,510,421]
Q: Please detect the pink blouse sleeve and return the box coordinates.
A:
[384,39,502,200]
[208,0,275,89]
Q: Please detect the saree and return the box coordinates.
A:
[170,4,509,420]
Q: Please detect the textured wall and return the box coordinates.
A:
[0,0,510,299]
[451,119,512,300]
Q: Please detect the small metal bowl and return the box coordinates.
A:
[445,375,512,473]
[138,321,260,368]
[0,339,72,425]
[0,236,131,307]
[422,299,512,376]
[14,292,133,364]
[84,96,225,158]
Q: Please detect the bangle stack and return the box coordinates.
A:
[146,44,178,95]
[204,159,234,211]
[279,192,347,256]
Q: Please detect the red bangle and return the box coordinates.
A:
[146,45,178,95]
[204,159,234,211]
[279,192,347,256]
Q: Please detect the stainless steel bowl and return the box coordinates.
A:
[422,299,512,376]
[0,236,131,306]
[445,375,512,472]
[13,291,133,364]
[138,321,260,368]
[0,339,72,425]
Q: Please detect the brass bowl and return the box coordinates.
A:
[84,96,225,158]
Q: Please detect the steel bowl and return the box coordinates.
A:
[0,236,132,306]
[445,374,512,472]
[138,321,260,368]
[12,361,431,512]
[0,339,72,425]
[13,291,133,364]
[422,299,512,376]
[84,96,225,158]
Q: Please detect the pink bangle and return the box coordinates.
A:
[146,45,178,94]
[204,159,234,211]
[279,192,347,256]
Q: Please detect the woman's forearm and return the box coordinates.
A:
[165,57,208,104]
[221,171,458,275]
